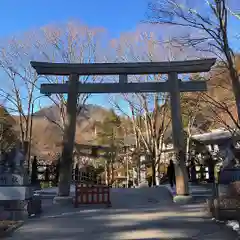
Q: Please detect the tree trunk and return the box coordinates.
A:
[186,135,191,162]
[107,159,110,186]
[151,160,156,186]
[126,156,129,188]
[155,162,160,185]
[137,155,140,186]
[104,160,108,185]
[111,156,114,186]
[231,73,240,123]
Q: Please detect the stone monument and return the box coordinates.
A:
[0,144,29,220]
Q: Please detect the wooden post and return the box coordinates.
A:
[169,72,189,195]
[58,74,79,196]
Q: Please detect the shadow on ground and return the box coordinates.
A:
[6,187,238,240]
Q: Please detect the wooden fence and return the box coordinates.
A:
[75,183,111,207]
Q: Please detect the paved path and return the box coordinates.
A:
[164,183,214,201]
[6,186,238,240]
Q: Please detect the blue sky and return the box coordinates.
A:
[0,0,148,38]
[0,0,149,111]
[0,0,239,113]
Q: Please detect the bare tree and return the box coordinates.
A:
[33,22,107,195]
[108,32,172,186]
[0,22,106,190]
[192,66,240,135]
[0,37,39,159]
[36,22,105,134]
[148,0,240,124]
[227,7,240,20]
[112,90,171,186]
[200,91,240,133]
[180,91,204,161]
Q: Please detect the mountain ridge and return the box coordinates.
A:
[12,104,112,159]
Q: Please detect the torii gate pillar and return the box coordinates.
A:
[169,72,189,195]
[57,74,79,197]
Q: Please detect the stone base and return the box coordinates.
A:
[53,196,73,206]
[138,182,149,188]
[9,210,28,221]
[173,195,193,204]
[0,200,28,221]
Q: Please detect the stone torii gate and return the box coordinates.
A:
[31,59,216,200]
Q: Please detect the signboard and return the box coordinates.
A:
[76,144,115,158]
[0,173,23,186]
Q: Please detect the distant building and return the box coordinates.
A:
[191,128,240,167]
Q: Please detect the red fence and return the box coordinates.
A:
[75,183,111,207]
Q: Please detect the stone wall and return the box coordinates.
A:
[0,200,28,221]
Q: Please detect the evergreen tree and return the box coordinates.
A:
[96,109,124,185]
[97,109,123,147]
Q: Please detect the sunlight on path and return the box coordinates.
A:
[6,187,238,240]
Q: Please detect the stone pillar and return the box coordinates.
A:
[169,72,189,196]
[57,74,79,199]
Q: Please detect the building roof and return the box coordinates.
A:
[191,129,240,144]
[163,127,203,144]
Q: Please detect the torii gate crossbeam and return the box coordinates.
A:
[31,58,216,199]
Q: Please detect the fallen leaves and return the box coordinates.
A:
[0,220,17,232]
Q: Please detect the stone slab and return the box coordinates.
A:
[53,196,73,206]
[218,184,229,197]
[0,186,31,200]
[173,195,193,204]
